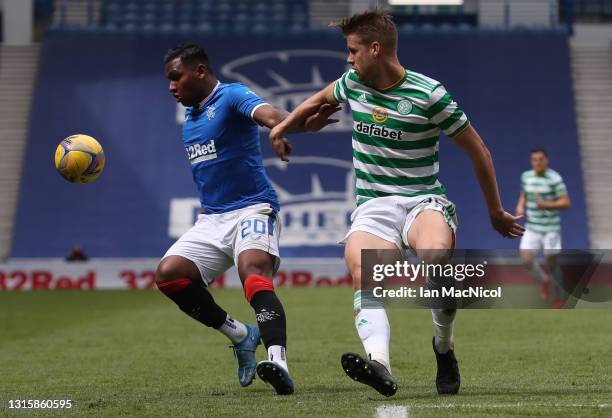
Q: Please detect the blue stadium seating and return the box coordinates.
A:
[74,0,312,34]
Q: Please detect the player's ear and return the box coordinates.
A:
[371,41,380,58]
[195,63,207,79]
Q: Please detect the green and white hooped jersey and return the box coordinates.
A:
[333,69,470,206]
[521,169,567,233]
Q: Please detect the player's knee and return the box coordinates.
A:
[349,266,361,290]
[156,259,174,285]
[238,250,276,282]
[344,251,362,289]
[156,257,189,285]
[243,274,275,303]
[156,256,201,285]
[240,261,271,279]
[155,262,193,297]
[521,251,536,267]
[545,255,557,267]
[344,260,362,290]
[417,245,452,265]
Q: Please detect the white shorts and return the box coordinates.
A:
[344,195,458,250]
[520,228,561,255]
[162,203,281,284]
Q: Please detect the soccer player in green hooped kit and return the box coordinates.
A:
[269,9,525,396]
[515,149,570,308]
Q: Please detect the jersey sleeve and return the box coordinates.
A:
[428,84,470,138]
[229,83,268,121]
[332,71,351,103]
[520,172,527,193]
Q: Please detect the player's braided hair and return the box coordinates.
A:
[164,43,214,73]
[331,8,398,53]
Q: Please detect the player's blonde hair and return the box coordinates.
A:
[331,9,398,53]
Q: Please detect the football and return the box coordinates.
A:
[54,134,105,184]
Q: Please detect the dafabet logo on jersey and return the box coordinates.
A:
[355,121,404,140]
[372,107,388,124]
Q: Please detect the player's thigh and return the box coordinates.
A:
[406,209,453,263]
[520,229,544,264]
[543,231,562,257]
[233,206,281,280]
[161,221,233,285]
[520,229,544,250]
[345,231,399,291]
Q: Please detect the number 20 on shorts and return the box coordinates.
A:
[240,218,268,240]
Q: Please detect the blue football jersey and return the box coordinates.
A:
[182,82,279,213]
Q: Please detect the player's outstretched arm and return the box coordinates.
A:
[253,102,340,134]
[252,99,339,162]
[451,125,525,238]
[252,105,290,130]
[269,83,337,142]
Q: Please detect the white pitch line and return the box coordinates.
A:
[375,405,409,418]
[407,402,611,409]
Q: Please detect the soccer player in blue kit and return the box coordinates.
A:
[156,43,337,395]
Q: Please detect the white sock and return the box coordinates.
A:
[432,309,456,353]
[217,314,248,344]
[355,309,391,373]
[268,345,289,372]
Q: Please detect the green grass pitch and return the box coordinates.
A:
[1,288,611,417]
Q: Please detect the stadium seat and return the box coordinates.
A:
[51,0,316,34]
[217,1,231,13]
[252,23,268,33]
[196,21,213,32]
[178,22,193,32]
[235,1,249,13]
[253,2,267,13]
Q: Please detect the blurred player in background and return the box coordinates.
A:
[156,43,336,395]
[65,244,88,262]
[515,149,570,308]
[269,9,524,397]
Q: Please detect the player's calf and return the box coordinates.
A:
[156,277,227,328]
[156,274,251,344]
[243,273,293,395]
[245,274,286,351]
[243,273,287,356]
